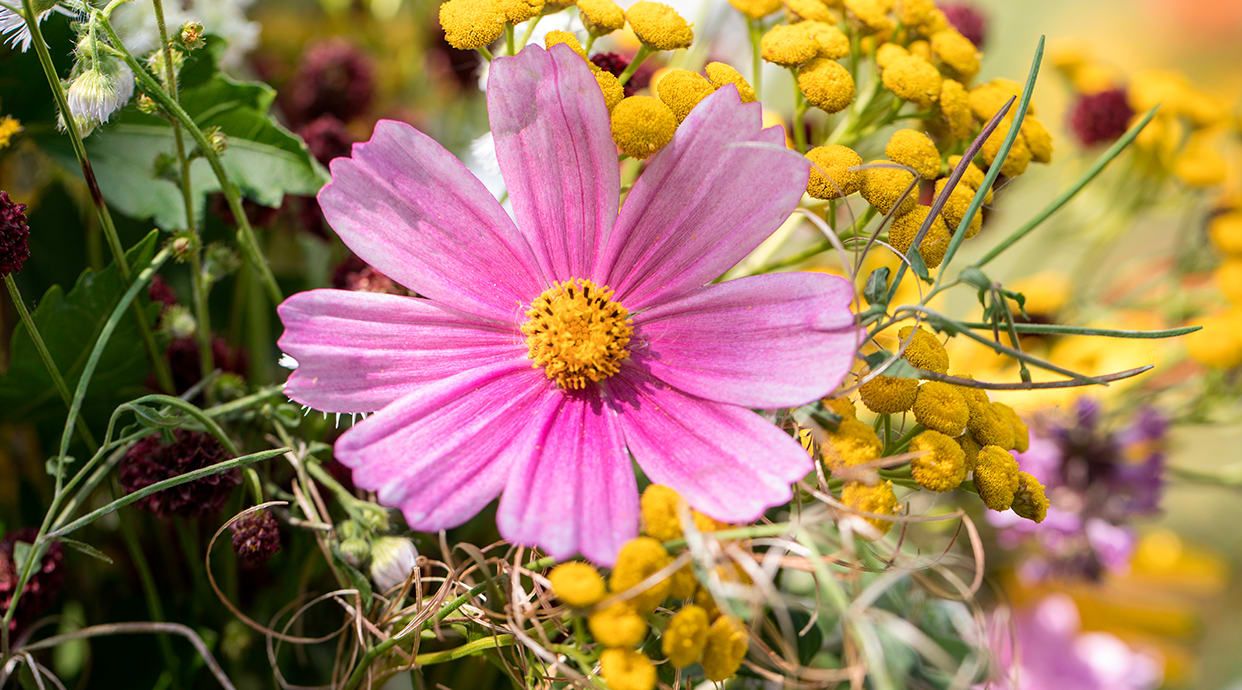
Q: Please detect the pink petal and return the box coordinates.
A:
[632,272,859,409]
[595,86,809,309]
[318,119,543,323]
[609,371,813,523]
[335,360,549,531]
[488,45,619,282]
[497,388,636,565]
[278,289,524,414]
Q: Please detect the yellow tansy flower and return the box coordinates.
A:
[656,68,715,122]
[861,161,918,216]
[888,206,951,268]
[626,1,694,50]
[806,144,863,199]
[610,536,673,611]
[728,0,782,18]
[823,417,883,470]
[611,96,677,159]
[1209,212,1242,256]
[600,648,657,690]
[882,54,942,107]
[913,381,970,436]
[797,58,856,113]
[859,373,918,414]
[701,615,749,681]
[938,79,974,141]
[886,128,941,180]
[930,29,980,81]
[0,116,22,149]
[841,480,901,535]
[548,561,606,607]
[705,62,757,102]
[1011,471,1049,522]
[589,601,648,647]
[662,604,710,668]
[910,430,967,492]
[439,0,506,50]
[973,445,1020,511]
[578,0,626,34]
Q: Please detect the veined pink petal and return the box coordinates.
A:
[609,371,813,523]
[335,360,549,531]
[278,289,524,414]
[318,120,543,323]
[596,86,809,309]
[497,388,636,565]
[489,45,619,282]
[632,272,859,408]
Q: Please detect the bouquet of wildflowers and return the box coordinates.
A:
[0,0,1238,687]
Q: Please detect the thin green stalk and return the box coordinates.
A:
[95,13,283,306]
[344,634,516,690]
[748,19,763,95]
[971,106,1159,269]
[477,45,494,61]
[520,14,545,49]
[952,321,1200,339]
[791,75,808,152]
[4,275,97,449]
[505,24,515,55]
[118,512,180,684]
[20,0,174,393]
[747,207,876,275]
[617,46,652,86]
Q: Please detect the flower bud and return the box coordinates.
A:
[66,58,135,130]
[136,93,159,114]
[206,126,228,154]
[179,21,205,50]
[369,536,418,592]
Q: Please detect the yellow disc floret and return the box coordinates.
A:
[804,21,850,59]
[841,480,901,536]
[886,128,941,179]
[701,615,749,681]
[938,79,974,141]
[797,58,856,113]
[656,68,715,122]
[805,144,863,199]
[930,29,980,80]
[578,0,626,34]
[973,445,1020,511]
[912,381,969,436]
[889,206,950,267]
[1011,471,1049,522]
[705,62,757,102]
[992,402,1029,453]
[640,484,684,541]
[898,325,949,373]
[844,0,893,32]
[882,54,942,107]
[610,537,673,611]
[625,1,694,50]
[522,279,633,390]
[611,96,678,159]
[545,30,587,59]
[761,23,820,66]
[969,401,1016,449]
[548,561,606,607]
[662,605,711,668]
[600,648,657,690]
[439,0,506,50]
[910,430,967,492]
[859,373,918,414]
[595,69,626,110]
[861,161,918,216]
[933,177,982,237]
[497,0,545,23]
[589,602,648,647]
[728,0,782,19]
[822,417,883,470]
[946,154,992,203]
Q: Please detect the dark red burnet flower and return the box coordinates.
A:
[285,39,376,126]
[590,52,656,97]
[1069,87,1134,147]
[0,190,31,277]
[939,3,987,47]
[148,275,178,313]
[166,335,248,395]
[0,529,65,633]
[330,254,410,296]
[230,510,281,566]
[299,115,354,166]
[119,430,240,517]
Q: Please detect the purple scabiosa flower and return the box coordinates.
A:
[0,529,65,633]
[976,595,1161,690]
[939,3,987,47]
[0,190,31,277]
[1069,87,1134,147]
[119,430,240,517]
[230,510,281,566]
[278,45,859,564]
[285,39,376,126]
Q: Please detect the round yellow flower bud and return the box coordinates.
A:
[898,325,949,373]
[1209,213,1242,256]
[973,445,1020,511]
[701,615,749,681]
[785,0,835,21]
[589,601,648,647]
[806,144,862,199]
[662,604,711,668]
[611,96,677,159]
[958,432,981,473]
[979,116,1033,177]
[897,0,939,31]
[844,0,893,32]
[861,161,918,216]
[882,54,941,107]
[704,62,756,102]
[886,128,941,179]
[1215,259,1242,305]
[1022,117,1053,164]
[728,0,782,19]
[969,401,1016,450]
[933,177,981,237]
[992,402,1029,453]
[626,1,694,50]
[912,381,969,436]
[656,68,715,122]
[548,561,606,607]
[610,536,673,611]
[668,562,698,599]
[805,21,850,59]
[439,0,506,50]
[841,480,901,536]
[859,373,918,414]
[888,206,951,268]
[578,0,626,34]
[600,648,657,690]
[1012,471,1048,522]
[910,430,967,492]
[595,69,625,110]
[797,58,855,113]
[823,395,858,419]
[946,154,992,203]
[498,0,545,22]
[875,42,909,70]
[640,484,684,541]
[930,29,980,81]
[823,417,883,470]
[907,39,932,61]
[938,79,974,141]
[761,23,819,66]
[544,30,587,59]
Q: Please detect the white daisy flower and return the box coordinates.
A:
[0,1,78,53]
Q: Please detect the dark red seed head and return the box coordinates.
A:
[0,190,31,277]
[119,430,240,517]
[940,3,987,47]
[1069,87,1134,147]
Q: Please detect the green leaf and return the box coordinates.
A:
[0,233,162,428]
[863,267,891,306]
[56,537,114,565]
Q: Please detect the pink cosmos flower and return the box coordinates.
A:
[278,44,858,564]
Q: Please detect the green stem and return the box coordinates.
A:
[747,207,876,275]
[20,0,174,393]
[343,634,516,690]
[3,275,97,449]
[748,19,763,96]
[952,321,1199,338]
[791,75,808,153]
[520,14,545,49]
[885,424,925,455]
[118,512,180,684]
[617,46,652,86]
[95,14,283,306]
[505,24,515,56]
[477,45,494,61]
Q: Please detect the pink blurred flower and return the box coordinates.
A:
[277,45,859,564]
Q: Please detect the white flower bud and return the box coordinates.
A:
[66,58,134,129]
[369,536,418,592]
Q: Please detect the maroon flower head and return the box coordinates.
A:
[286,40,376,126]
[1069,87,1134,147]
[230,510,281,566]
[939,3,987,47]
[330,253,410,295]
[299,115,355,166]
[0,529,65,633]
[0,191,31,277]
[590,52,655,97]
[148,275,179,312]
[119,430,240,517]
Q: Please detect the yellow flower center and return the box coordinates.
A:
[521,279,633,390]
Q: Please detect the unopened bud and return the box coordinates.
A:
[339,537,370,567]
[179,21,205,50]
[170,235,193,259]
[206,126,228,154]
[136,93,158,114]
[369,536,418,592]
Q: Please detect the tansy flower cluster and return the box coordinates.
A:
[545,485,752,689]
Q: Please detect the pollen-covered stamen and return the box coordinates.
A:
[522,279,633,390]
